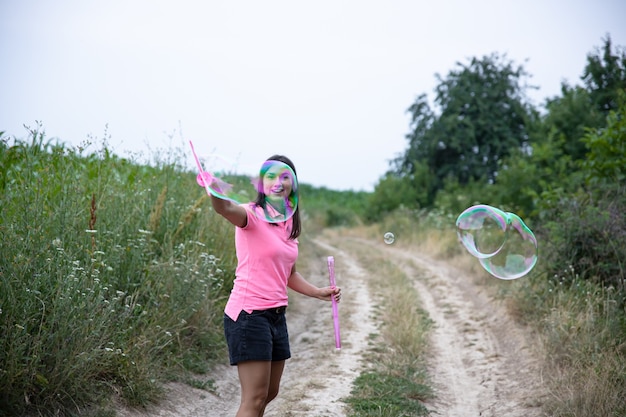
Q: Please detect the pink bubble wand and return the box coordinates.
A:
[327,256,341,350]
[189,140,212,195]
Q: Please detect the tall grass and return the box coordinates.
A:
[511,267,626,416]
[0,130,236,416]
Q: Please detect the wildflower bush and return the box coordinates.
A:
[539,188,626,291]
[0,128,236,416]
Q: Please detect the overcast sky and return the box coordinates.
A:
[1,1,625,191]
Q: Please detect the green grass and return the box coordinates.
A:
[509,267,626,416]
[338,238,433,417]
[0,131,236,416]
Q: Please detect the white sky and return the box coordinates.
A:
[1,1,625,191]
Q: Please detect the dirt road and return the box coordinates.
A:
[117,231,545,416]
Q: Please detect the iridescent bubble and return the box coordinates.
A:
[456,204,508,258]
[196,153,298,223]
[196,153,252,201]
[456,205,538,280]
[253,160,299,223]
[383,232,395,244]
[478,213,538,280]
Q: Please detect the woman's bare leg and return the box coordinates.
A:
[236,361,271,417]
[235,360,286,417]
[258,360,286,416]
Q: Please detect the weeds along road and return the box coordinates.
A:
[116,229,545,417]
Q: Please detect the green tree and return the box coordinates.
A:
[583,34,626,115]
[398,53,536,207]
[490,133,580,219]
[534,95,626,292]
[394,94,435,179]
[581,92,626,187]
[542,85,601,161]
[368,169,424,221]
[540,35,626,162]
[477,36,626,218]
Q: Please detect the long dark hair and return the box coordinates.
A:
[254,155,301,240]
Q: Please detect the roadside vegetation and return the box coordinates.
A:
[365,34,626,416]
[1,35,625,416]
[0,129,237,416]
[376,206,626,416]
[339,237,433,417]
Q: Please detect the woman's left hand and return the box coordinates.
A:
[319,286,341,303]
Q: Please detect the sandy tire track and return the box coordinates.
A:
[260,238,377,416]
[376,241,546,417]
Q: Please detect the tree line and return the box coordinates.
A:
[370,34,626,291]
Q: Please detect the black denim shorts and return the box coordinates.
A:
[224,307,291,366]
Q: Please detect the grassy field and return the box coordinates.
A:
[1,133,624,416]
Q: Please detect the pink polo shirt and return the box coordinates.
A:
[224,203,298,321]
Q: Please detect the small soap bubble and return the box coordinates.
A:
[383,232,395,244]
[456,205,538,280]
[196,154,298,223]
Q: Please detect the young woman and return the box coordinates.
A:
[209,154,342,417]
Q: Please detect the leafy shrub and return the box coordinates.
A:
[540,98,626,295]
[540,188,626,292]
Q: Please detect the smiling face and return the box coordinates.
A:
[253,157,299,222]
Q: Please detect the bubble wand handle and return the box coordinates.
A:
[327,256,341,350]
[189,140,203,173]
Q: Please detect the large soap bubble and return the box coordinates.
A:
[456,204,508,259]
[477,212,538,280]
[195,153,248,199]
[456,205,538,280]
[195,153,298,223]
